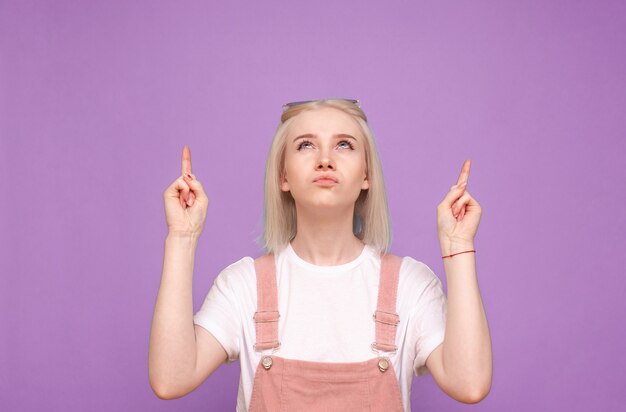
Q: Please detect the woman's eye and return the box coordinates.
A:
[297,140,313,150]
[297,140,355,151]
[338,140,355,150]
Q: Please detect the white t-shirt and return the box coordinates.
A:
[193,242,447,412]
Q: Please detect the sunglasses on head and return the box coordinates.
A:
[282,98,360,112]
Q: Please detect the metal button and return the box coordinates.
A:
[262,356,273,370]
[378,357,389,373]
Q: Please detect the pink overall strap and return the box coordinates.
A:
[253,253,280,351]
[373,253,404,352]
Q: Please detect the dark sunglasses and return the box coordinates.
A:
[282,98,360,112]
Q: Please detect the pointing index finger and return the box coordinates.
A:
[181,145,192,176]
[456,159,471,186]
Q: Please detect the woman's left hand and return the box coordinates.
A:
[437,159,482,249]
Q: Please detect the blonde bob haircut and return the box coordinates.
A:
[255,98,392,256]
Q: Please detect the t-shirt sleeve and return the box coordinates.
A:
[409,262,448,377]
[193,263,244,364]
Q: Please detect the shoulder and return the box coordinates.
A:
[214,251,288,283]
[204,255,259,312]
[367,248,441,290]
[397,255,444,298]
[213,255,257,289]
[399,256,440,282]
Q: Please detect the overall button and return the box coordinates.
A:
[378,357,389,373]
[262,356,273,370]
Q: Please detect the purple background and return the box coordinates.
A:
[1,1,624,411]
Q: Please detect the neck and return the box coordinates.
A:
[290,203,365,266]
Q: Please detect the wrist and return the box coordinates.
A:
[166,230,201,245]
[440,239,475,257]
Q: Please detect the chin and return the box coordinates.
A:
[299,197,355,211]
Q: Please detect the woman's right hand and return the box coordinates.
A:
[163,145,209,236]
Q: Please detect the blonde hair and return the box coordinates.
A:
[255,99,392,255]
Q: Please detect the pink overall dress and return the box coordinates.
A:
[248,251,406,412]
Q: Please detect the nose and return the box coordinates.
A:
[316,148,335,170]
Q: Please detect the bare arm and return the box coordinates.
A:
[149,146,227,399]
[148,232,227,399]
[429,160,492,403]
[426,242,492,403]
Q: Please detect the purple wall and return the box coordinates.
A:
[1,1,624,410]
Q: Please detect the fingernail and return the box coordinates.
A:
[185,173,192,180]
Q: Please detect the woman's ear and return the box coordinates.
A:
[361,171,369,190]
[281,172,290,192]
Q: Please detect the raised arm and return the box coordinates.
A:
[148,146,227,399]
[428,159,492,403]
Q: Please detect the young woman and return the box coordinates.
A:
[149,98,492,411]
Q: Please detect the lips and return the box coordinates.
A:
[313,174,339,183]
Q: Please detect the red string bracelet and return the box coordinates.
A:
[442,250,476,259]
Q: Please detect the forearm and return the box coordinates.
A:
[148,232,200,397]
[440,241,492,398]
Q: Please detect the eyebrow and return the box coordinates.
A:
[292,133,358,143]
